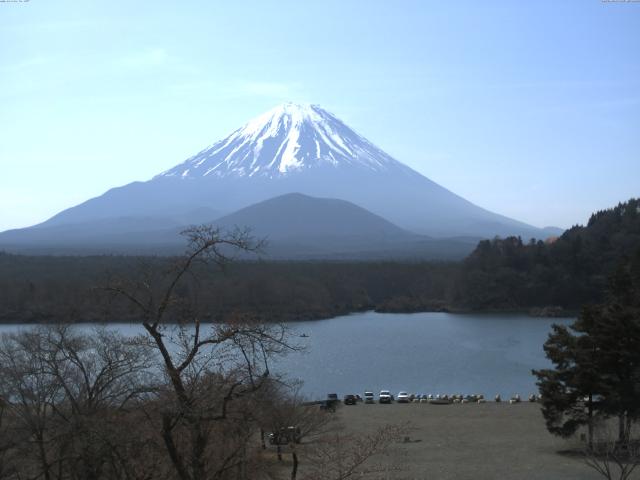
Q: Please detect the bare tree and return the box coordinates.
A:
[584,422,640,480]
[282,403,335,480]
[40,325,156,480]
[300,423,407,480]
[0,328,63,480]
[0,393,18,480]
[0,325,158,480]
[106,226,297,480]
[255,381,335,478]
[256,395,407,480]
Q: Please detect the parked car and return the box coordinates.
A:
[396,391,410,403]
[269,426,301,445]
[363,391,375,404]
[344,394,357,405]
[379,390,392,404]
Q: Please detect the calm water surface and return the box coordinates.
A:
[0,311,572,399]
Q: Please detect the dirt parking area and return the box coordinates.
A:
[330,402,604,479]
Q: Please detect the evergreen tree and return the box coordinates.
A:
[595,261,640,443]
[533,316,602,446]
[533,257,640,446]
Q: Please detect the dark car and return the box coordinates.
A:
[343,394,357,405]
[268,426,301,445]
[322,393,339,411]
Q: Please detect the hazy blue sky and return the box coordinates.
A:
[1,1,638,231]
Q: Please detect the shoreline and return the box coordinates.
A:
[0,306,577,325]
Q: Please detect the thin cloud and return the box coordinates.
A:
[168,79,304,101]
[1,55,57,73]
[116,48,168,69]
[237,81,300,98]
[1,19,99,34]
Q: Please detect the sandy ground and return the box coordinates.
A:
[268,402,616,480]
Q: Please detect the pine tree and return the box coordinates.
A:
[533,256,640,446]
[533,316,602,446]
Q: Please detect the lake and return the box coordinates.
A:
[0,311,572,400]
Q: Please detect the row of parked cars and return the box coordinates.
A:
[332,391,540,405]
[331,390,409,405]
[371,390,413,403]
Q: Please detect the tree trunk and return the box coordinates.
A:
[291,450,298,480]
[239,444,247,480]
[190,422,207,480]
[587,393,593,449]
[36,432,51,480]
[618,413,625,443]
[162,414,191,480]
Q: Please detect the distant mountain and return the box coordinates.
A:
[216,193,409,240]
[211,193,476,259]
[542,226,564,237]
[0,207,220,254]
[1,103,560,254]
[0,193,478,259]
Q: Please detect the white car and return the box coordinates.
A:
[364,391,375,404]
[396,391,410,403]
[379,390,392,404]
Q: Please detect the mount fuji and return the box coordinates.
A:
[159,103,413,179]
[0,103,560,255]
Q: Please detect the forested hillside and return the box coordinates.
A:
[456,198,640,311]
[0,255,457,323]
[1,199,638,323]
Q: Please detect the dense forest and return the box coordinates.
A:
[456,198,640,312]
[0,198,638,323]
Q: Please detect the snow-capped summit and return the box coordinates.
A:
[158,103,407,179]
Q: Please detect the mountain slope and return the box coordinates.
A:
[1,103,560,250]
[0,193,478,259]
